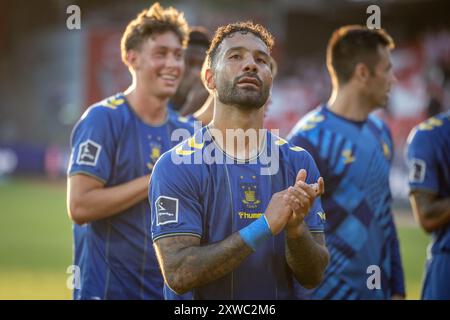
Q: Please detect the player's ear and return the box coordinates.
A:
[126,50,140,71]
[354,63,370,83]
[205,68,216,91]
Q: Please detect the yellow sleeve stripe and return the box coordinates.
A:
[175,146,195,155]
[289,146,303,152]
[275,138,287,146]
[187,136,204,149]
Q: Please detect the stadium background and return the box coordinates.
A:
[0,0,448,299]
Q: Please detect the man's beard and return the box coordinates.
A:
[217,73,270,111]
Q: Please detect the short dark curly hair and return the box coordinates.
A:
[121,2,189,65]
[206,21,275,69]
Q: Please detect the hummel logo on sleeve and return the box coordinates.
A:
[316,211,326,222]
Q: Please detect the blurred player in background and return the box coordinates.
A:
[149,21,329,299]
[170,26,210,115]
[66,3,194,299]
[406,110,450,299]
[288,25,405,299]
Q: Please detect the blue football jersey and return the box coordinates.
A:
[149,126,325,300]
[406,111,450,254]
[288,105,405,299]
[68,93,195,299]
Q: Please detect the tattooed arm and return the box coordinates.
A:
[285,224,329,289]
[410,190,450,233]
[154,234,252,295]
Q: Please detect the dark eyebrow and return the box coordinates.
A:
[225,46,270,59]
[153,45,183,52]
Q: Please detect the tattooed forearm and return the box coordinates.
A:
[410,191,450,233]
[154,233,253,294]
[285,224,329,289]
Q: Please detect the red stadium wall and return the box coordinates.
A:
[85,28,131,107]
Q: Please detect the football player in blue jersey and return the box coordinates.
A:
[288,25,405,299]
[149,22,329,300]
[66,3,195,300]
[407,111,450,299]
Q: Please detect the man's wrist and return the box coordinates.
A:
[286,221,308,239]
[239,215,273,251]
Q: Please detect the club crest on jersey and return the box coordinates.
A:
[76,139,101,166]
[238,180,263,219]
[241,184,261,209]
[342,149,356,164]
[155,196,178,225]
[147,143,162,171]
[238,175,262,214]
[409,158,426,183]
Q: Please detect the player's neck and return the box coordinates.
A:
[209,99,265,160]
[328,85,373,122]
[212,99,264,131]
[193,95,214,125]
[124,85,168,125]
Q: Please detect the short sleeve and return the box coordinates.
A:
[294,150,326,233]
[288,133,325,176]
[67,107,116,184]
[406,130,439,194]
[149,152,204,242]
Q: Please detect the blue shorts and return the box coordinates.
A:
[422,252,450,300]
